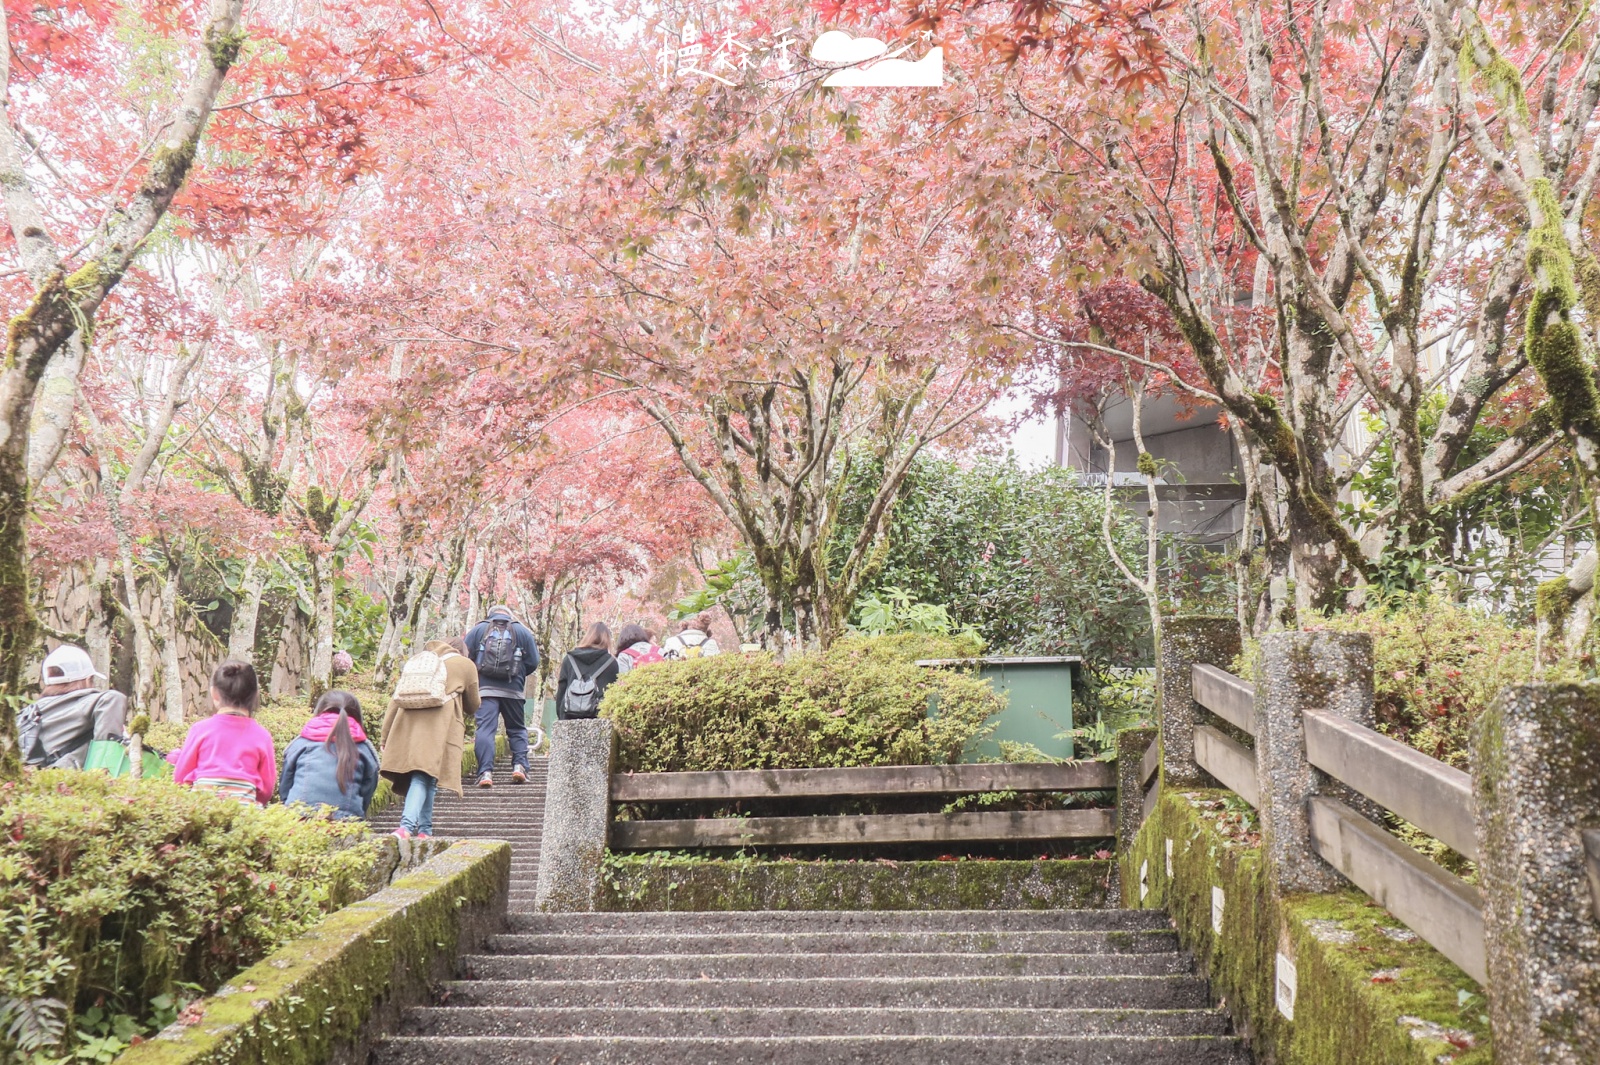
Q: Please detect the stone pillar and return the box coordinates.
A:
[1473,683,1600,1065]
[1115,726,1159,852]
[1112,726,1158,906]
[1159,615,1241,787]
[1254,631,1374,893]
[533,718,615,912]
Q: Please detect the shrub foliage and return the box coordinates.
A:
[604,634,1001,773]
[0,772,378,1059]
[1304,600,1567,769]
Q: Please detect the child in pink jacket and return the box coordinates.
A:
[173,660,277,806]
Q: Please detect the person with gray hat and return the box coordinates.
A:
[16,645,127,770]
[462,605,540,787]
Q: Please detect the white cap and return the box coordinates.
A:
[41,645,106,685]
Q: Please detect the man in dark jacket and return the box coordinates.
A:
[17,645,126,770]
[462,606,540,787]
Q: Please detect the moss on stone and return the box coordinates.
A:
[1122,789,1491,1065]
[1536,575,1574,629]
[118,841,510,1065]
[600,855,1112,912]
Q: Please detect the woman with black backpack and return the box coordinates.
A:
[556,623,619,720]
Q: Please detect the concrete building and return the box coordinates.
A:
[1056,393,1246,547]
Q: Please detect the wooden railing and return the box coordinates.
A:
[609,762,1117,850]
[1190,663,1489,983]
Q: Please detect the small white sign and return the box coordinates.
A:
[1166,838,1174,877]
[1276,953,1297,1020]
[1139,859,1149,901]
[1212,886,1225,934]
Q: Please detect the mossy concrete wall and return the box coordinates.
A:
[119,840,510,1065]
[1123,789,1490,1065]
[600,855,1111,911]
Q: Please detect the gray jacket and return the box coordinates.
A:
[17,689,127,769]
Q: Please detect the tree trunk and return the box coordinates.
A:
[85,559,115,676]
[0,0,247,743]
[25,331,86,485]
[310,552,336,697]
[158,570,186,723]
[228,558,266,661]
[465,545,485,629]
[373,557,414,686]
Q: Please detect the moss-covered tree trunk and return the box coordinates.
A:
[1456,15,1600,652]
[0,0,247,763]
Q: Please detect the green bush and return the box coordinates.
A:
[604,634,1001,773]
[0,772,378,1061]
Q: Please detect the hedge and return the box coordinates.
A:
[603,633,1001,773]
[0,772,379,1062]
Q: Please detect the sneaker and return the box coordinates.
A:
[414,832,432,841]
[477,773,494,788]
[392,827,412,841]
[512,766,528,784]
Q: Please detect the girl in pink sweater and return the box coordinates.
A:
[173,660,277,806]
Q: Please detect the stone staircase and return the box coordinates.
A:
[370,756,548,910]
[376,909,1251,1063]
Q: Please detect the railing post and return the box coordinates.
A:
[1113,726,1158,905]
[534,718,615,912]
[1254,631,1375,893]
[1158,615,1240,787]
[1473,683,1600,1064]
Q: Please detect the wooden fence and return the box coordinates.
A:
[1188,662,1488,983]
[609,761,1117,850]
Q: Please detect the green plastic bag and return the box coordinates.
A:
[84,740,172,779]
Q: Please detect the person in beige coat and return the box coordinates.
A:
[380,637,479,839]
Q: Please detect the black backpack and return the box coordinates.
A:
[562,655,614,718]
[476,618,521,681]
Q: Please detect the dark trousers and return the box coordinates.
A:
[474,695,530,778]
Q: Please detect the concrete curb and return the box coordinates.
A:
[119,839,510,1065]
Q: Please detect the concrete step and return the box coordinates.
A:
[461,952,1192,980]
[503,910,1172,934]
[375,1034,1250,1064]
[484,930,1182,955]
[402,1005,1232,1038]
[439,975,1213,1010]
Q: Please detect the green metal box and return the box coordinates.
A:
[919,656,1082,762]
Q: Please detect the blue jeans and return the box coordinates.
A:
[399,771,437,835]
[475,696,530,778]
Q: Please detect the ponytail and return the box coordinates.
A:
[329,709,358,794]
[314,690,363,795]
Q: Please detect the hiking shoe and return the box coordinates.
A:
[477,773,494,788]
[512,766,528,784]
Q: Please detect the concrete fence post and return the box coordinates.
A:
[1159,615,1241,787]
[1254,631,1375,893]
[1473,683,1600,1064]
[534,718,615,912]
[1113,726,1159,905]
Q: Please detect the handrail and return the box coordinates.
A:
[1193,725,1259,808]
[1192,663,1255,735]
[1303,709,1478,860]
[1139,738,1160,787]
[612,808,1117,849]
[611,761,1114,802]
[1182,662,1487,985]
[1308,797,1486,983]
